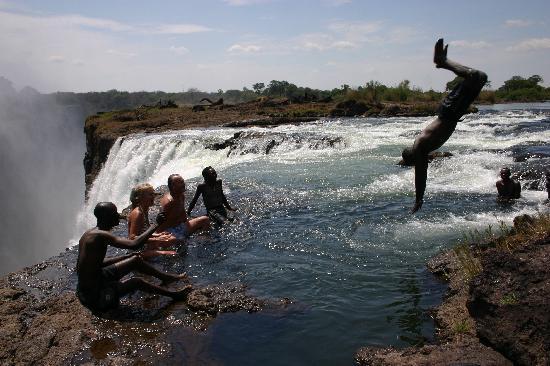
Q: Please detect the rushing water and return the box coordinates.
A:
[78,103,549,365]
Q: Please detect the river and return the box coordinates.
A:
[78,102,549,365]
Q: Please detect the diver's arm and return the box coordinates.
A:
[411,157,429,213]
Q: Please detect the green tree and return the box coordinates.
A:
[252,82,265,94]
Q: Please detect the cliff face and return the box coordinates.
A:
[82,99,442,191]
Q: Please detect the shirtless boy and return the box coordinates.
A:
[77,202,190,312]
[157,174,210,239]
[402,38,487,212]
[496,167,521,200]
[187,166,237,225]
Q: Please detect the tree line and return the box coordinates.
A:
[53,74,550,114]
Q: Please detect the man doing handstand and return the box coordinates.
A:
[402,38,487,212]
[77,202,190,312]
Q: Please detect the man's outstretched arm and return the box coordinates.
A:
[187,187,202,216]
[107,213,166,250]
[412,157,429,213]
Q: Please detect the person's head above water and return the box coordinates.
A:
[130,183,155,209]
[167,174,185,195]
[202,166,217,183]
[93,202,121,228]
[500,167,511,180]
[401,147,415,166]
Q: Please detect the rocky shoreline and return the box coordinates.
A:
[2,215,548,364]
[355,214,550,366]
[0,248,290,365]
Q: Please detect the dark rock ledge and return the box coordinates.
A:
[0,250,287,365]
[356,215,550,366]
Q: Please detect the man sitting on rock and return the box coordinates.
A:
[401,38,487,212]
[77,202,190,313]
[157,174,210,240]
[496,167,521,200]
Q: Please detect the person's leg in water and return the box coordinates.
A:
[116,277,192,300]
[185,216,210,234]
[113,254,188,284]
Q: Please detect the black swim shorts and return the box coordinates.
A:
[76,264,122,311]
[438,69,487,123]
[207,207,230,225]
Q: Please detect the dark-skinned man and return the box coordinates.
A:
[77,202,190,312]
[402,38,487,212]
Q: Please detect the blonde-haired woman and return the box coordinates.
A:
[128,183,179,253]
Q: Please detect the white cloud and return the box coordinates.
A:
[504,19,533,28]
[150,24,212,35]
[169,46,190,55]
[227,43,262,53]
[293,33,358,51]
[388,26,420,43]
[48,55,65,63]
[322,0,352,6]
[331,40,357,49]
[61,15,134,32]
[507,38,550,51]
[328,20,382,37]
[223,0,269,6]
[107,49,137,57]
[449,40,491,49]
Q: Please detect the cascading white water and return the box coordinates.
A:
[77,107,549,244]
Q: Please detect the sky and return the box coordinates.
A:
[0,0,549,93]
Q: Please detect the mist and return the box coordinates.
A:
[0,77,86,275]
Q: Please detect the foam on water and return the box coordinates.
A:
[78,108,549,240]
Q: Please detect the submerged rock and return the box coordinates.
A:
[205,130,344,157]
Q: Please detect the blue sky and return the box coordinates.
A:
[1,0,549,93]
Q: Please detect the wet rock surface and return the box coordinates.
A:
[0,250,283,365]
[205,130,344,156]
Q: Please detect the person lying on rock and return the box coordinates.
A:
[127,183,179,254]
[77,202,191,312]
[187,166,237,225]
[496,167,521,200]
[401,38,487,213]
[156,174,210,240]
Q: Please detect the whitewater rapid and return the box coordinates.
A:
[76,106,549,241]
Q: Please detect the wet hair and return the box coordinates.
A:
[401,147,414,165]
[500,167,511,176]
[94,202,117,221]
[167,174,181,192]
[202,166,216,179]
[130,183,154,209]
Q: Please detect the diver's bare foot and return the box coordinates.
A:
[162,272,188,286]
[172,284,193,301]
[434,38,448,68]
